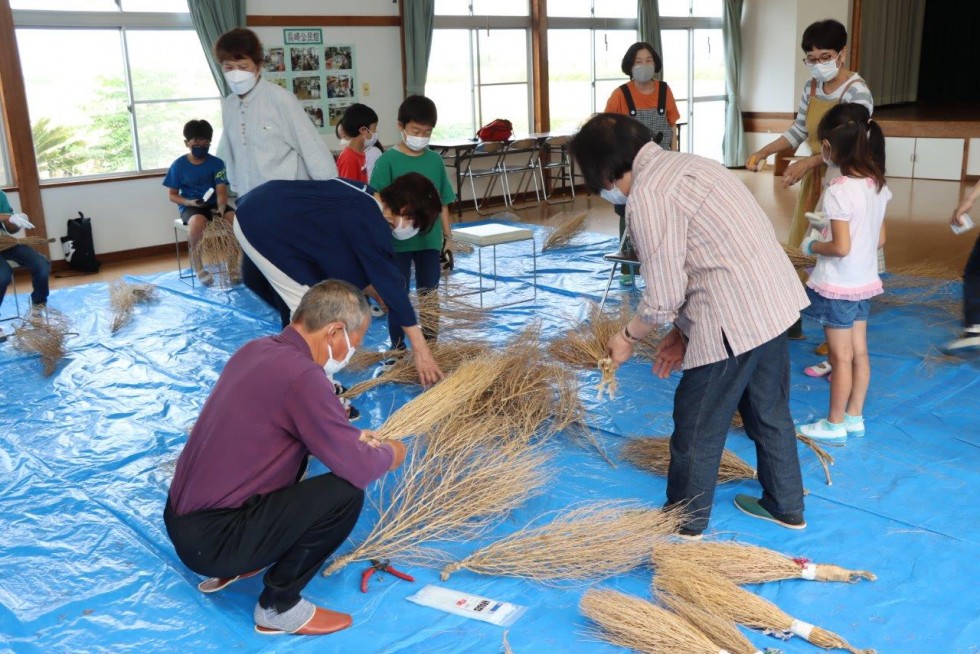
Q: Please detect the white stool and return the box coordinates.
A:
[2,229,26,323]
[450,223,537,308]
[173,218,195,287]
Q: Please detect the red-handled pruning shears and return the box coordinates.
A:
[360,558,414,593]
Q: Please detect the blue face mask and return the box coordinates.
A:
[191,145,210,158]
[600,185,629,205]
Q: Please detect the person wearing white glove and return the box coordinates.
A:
[1,191,52,332]
[946,178,980,350]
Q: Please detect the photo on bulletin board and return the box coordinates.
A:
[289,46,320,72]
[263,47,286,73]
[301,102,325,129]
[293,75,322,101]
[324,46,353,71]
[267,76,288,90]
[327,74,354,99]
[328,103,353,127]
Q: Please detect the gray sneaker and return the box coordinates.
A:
[946,326,980,351]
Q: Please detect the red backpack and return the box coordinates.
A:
[476,118,513,142]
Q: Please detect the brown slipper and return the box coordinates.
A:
[254,606,353,636]
[814,341,830,356]
[197,568,262,593]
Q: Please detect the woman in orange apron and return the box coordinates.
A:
[746,19,873,339]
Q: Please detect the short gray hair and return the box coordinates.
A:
[292,279,371,332]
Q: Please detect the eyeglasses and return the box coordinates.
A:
[803,53,838,66]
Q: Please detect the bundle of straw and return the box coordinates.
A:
[797,434,836,486]
[542,211,588,251]
[580,589,728,654]
[657,591,768,654]
[622,437,757,483]
[654,559,876,654]
[0,234,53,252]
[346,348,403,373]
[548,302,630,369]
[414,287,490,336]
[108,280,159,333]
[782,244,816,272]
[195,218,241,288]
[323,440,551,575]
[440,501,683,582]
[652,540,876,585]
[448,238,474,254]
[11,308,72,376]
[345,341,491,398]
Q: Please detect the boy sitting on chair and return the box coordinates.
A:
[1,191,51,342]
[163,119,236,286]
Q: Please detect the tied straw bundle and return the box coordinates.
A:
[542,211,588,251]
[0,233,53,252]
[109,280,159,333]
[622,437,757,483]
[414,287,490,337]
[439,500,684,583]
[344,341,490,398]
[580,589,730,654]
[11,307,72,376]
[323,440,551,576]
[654,559,876,654]
[781,244,816,272]
[652,540,876,585]
[657,591,780,654]
[195,217,241,288]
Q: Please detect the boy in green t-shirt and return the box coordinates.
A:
[369,95,456,349]
[1,190,51,341]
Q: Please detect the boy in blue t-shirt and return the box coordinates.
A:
[162,119,235,286]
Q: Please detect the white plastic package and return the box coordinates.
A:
[952,214,975,235]
[405,584,527,627]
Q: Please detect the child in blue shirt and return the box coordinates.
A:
[163,119,236,286]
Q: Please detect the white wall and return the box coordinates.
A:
[37,0,404,261]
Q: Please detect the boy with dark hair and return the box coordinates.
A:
[336,103,379,183]
[163,119,235,286]
[369,95,455,350]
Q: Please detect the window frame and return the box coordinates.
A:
[12,8,221,183]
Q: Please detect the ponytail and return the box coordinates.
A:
[817,103,887,192]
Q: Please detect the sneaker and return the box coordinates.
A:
[844,413,865,438]
[376,358,398,374]
[340,396,360,422]
[332,381,347,396]
[799,418,847,443]
[27,303,47,320]
[674,528,703,541]
[814,341,830,356]
[946,326,980,351]
[803,361,832,377]
[733,494,806,530]
[370,304,385,318]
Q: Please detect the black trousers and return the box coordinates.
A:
[164,470,364,613]
[242,253,292,328]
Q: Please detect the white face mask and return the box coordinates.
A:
[224,68,258,96]
[810,56,841,83]
[392,216,420,240]
[821,142,834,167]
[631,64,657,83]
[402,131,429,151]
[600,186,629,206]
[323,327,355,376]
[339,138,351,149]
[363,130,378,148]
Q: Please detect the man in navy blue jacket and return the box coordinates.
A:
[234,172,444,385]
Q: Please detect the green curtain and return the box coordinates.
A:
[860,0,926,105]
[186,0,246,96]
[721,0,746,167]
[404,0,435,96]
[637,0,663,79]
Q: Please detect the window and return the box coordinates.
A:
[660,0,725,160]
[429,4,531,139]
[13,7,221,181]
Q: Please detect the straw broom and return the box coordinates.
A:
[195,217,241,288]
[652,540,876,585]
[622,437,757,483]
[439,501,684,583]
[580,589,729,654]
[108,279,159,333]
[344,341,490,397]
[11,307,72,376]
[654,559,876,654]
[323,440,551,575]
[542,211,588,251]
[415,287,490,336]
[0,233,53,252]
[781,244,816,272]
[656,591,770,654]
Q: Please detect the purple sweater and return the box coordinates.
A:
[168,326,393,515]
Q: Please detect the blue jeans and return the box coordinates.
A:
[964,232,980,327]
[802,287,870,329]
[666,333,805,533]
[389,248,441,348]
[1,244,51,307]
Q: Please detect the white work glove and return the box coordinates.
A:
[9,213,34,230]
[804,211,829,230]
[800,228,826,255]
